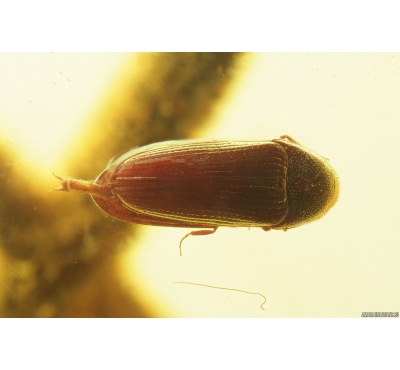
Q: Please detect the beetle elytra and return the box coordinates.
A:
[54,135,339,254]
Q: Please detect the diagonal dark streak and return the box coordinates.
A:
[0,53,244,317]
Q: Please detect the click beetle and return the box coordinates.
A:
[54,135,339,254]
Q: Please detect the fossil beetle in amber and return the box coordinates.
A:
[54,135,339,253]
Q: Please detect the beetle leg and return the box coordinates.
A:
[280,135,301,145]
[261,226,271,232]
[52,173,71,192]
[52,173,113,199]
[179,227,218,256]
[280,135,330,160]
[280,134,330,162]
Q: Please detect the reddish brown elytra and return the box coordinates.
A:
[54,135,339,255]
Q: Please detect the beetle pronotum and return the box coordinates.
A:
[54,135,339,254]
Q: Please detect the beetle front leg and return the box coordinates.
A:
[179,227,218,256]
[280,135,301,145]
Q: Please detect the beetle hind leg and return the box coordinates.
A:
[51,173,71,192]
[179,227,218,256]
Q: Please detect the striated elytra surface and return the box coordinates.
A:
[55,136,340,231]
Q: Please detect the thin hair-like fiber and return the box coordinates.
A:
[174,281,266,310]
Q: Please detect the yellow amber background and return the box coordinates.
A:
[0,53,399,317]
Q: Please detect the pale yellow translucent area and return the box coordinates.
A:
[2,53,399,317]
[0,53,133,174]
[121,53,400,317]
